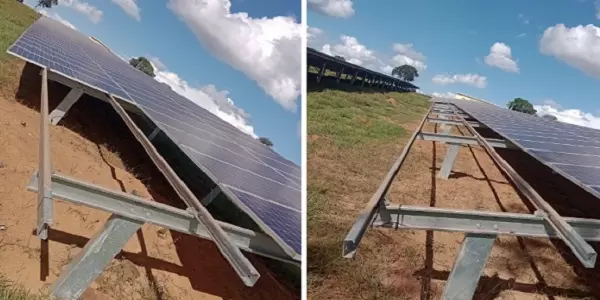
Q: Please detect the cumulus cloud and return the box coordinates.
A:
[61,0,103,23]
[168,0,301,111]
[322,35,426,74]
[517,32,526,38]
[540,24,600,78]
[111,0,141,21]
[391,43,427,72]
[432,92,457,98]
[535,104,600,129]
[308,0,354,18]
[307,26,325,48]
[484,42,519,73]
[149,59,257,137]
[38,10,76,30]
[432,73,487,88]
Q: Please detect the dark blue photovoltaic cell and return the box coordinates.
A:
[8,17,301,256]
[228,187,301,254]
[445,98,600,197]
[531,150,600,168]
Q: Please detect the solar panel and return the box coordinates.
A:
[8,17,301,257]
[445,98,600,199]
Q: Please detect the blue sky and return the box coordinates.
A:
[308,0,600,129]
[23,0,302,164]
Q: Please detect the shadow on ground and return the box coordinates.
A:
[15,62,297,299]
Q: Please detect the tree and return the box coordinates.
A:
[258,137,273,147]
[334,55,345,61]
[392,65,419,82]
[542,114,557,121]
[129,57,155,78]
[507,98,536,115]
[35,0,57,8]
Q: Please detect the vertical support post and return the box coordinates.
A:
[51,215,143,299]
[316,61,327,83]
[361,73,367,88]
[438,143,460,179]
[38,68,52,240]
[350,70,359,85]
[49,87,84,125]
[336,67,345,83]
[375,202,392,226]
[442,233,496,300]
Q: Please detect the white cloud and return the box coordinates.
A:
[111,0,141,21]
[484,42,519,73]
[321,35,426,75]
[307,0,354,18]
[61,0,103,23]
[432,73,487,88]
[150,59,257,138]
[38,10,76,30]
[308,26,325,48]
[517,32,526,38]
[540,24,600,78]
[148,56,167,71]
[542,99,562,109]
[168,0,301,111]
[535,104,600,129]
[391,43,427,72]
[595,1,600,19]
[432,92,457,98]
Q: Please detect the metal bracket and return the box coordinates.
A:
[49,87,83,125]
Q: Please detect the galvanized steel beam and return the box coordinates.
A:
[37,67,52,240]
[417,132,516,149]
[49,87,83,125]
[27,172,297,264]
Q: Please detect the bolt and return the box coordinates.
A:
[493,224,499,230]
[476,223,481,229]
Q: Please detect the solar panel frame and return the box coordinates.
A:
[8,17,301,259]
[442,98,600,201]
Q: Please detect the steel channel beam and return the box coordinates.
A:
[427,117,483,128]
[452,104,597,267]
[37,67,52,240]
[417,132,515,149]
[342,105,434,258]
[105,94,260,285]
[376,205,600,241]
[27,172,298,264]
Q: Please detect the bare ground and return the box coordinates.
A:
[0,61,296,299]
[308,92,600,299]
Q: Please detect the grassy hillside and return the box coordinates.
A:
[0,0,38,99]
[307,88,430,299]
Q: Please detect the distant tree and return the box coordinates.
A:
[35,0,57,8]
[16,0,24,3]
[541,114,557,121]
[507,98,536,115]
[392,65,419,82]
[334,55,345,61]
[258,137,273,147]
[129,57,155,78]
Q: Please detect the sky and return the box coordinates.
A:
[308,0,600,130]
[23,0,302,164]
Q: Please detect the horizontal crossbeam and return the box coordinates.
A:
[417,132,517,149]
[27,172,299,264]
[376,205,600,241]
[426,117,483,128]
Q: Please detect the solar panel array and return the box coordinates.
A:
[443,98,600,198]
[8,17,301,256]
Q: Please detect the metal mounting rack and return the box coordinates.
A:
[343,100,600,300]
[31,68,299,299]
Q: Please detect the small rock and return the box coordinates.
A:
[0,161,5,168]
[0,225,7,231]
[131,189,141,197]
[20,121,27,127]
[69,244,78,249]
[157,228,167,238]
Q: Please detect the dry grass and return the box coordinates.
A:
[307,88,430,299]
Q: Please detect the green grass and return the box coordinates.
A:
[307,88,430,299]
[0,0,38,61]
[0,0,38,99]
[308,89,430,148]
[0,276,45,300]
